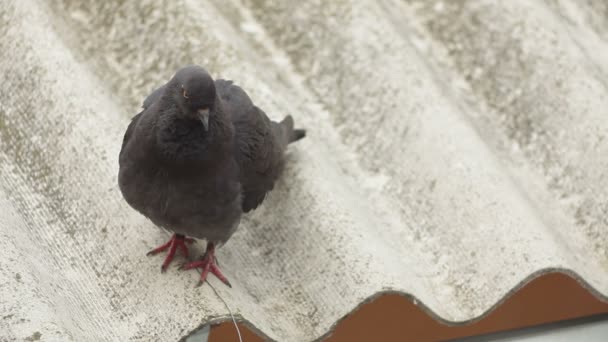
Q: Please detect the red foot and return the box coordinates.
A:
[180,242,232,288]
[147,234,195,272]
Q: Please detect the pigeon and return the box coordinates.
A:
[118,65,305,287]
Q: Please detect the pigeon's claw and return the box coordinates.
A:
[146,234,195,272]
[180,242,232,288]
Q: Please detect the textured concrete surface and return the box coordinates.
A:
[0,0,607,341]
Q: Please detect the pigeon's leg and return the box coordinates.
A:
[147,233,195,272]
[180,242,232,288]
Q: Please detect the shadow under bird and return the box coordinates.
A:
[118,65,305,287]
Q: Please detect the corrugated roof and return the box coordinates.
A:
[0,0,607,341]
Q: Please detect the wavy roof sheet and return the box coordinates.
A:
[0,0,607,341]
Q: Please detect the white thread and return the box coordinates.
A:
[160,229,242,341]
[208,281,243,342]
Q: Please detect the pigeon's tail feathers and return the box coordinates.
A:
[292,129,306,142]
[280,115,306,144]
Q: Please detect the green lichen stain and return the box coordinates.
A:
[25,331,41,341]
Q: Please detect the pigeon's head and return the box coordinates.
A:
[171,65,216,131]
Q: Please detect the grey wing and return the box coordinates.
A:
[142,84,167,109]
[216,79,288,212]
[119,111,143,156]
[121,84,163,154]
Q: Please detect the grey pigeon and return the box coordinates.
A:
[118,65,305,287]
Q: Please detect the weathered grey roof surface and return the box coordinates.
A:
[1,0,607,341]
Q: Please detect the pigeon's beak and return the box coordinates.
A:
[197,108,210,131]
